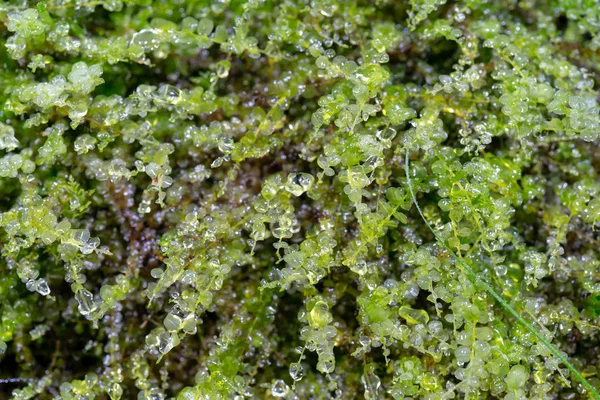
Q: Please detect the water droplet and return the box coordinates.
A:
[159,85,182,104]
[310,301,332,328]
[217,136,234,154]
[157,331,180,354]
[352,260,368,275]
[25,279,37,292]
[285,172,314,196]
[495,265,507,276]
[376,127,397,141]
[211,157,224,168]
[180,270,196,285]
[317,357,335,374]
[138,200,151,214]
[215,60,230,78]
[76,289,98,315]
[454,346,471,363]
[289,363,304,381]
[132,29,161,51]
[36,278,50,296]
[271,379,288,397]
[359,335,371,346]
[316,56,329,69]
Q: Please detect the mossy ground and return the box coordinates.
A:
[1,0,600,399]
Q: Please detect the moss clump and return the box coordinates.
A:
[1,0,600,398]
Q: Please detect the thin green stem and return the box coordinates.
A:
[405,149,600,399]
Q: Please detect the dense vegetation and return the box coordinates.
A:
[2,0,600,398]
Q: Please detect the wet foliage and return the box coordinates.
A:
[1,0,600,398]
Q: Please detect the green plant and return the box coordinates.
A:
[1,0,600,398]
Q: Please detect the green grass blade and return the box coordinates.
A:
[405,149,600,399]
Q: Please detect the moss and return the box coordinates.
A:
[1,0,600,398]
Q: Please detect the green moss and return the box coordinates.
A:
[1,0,600,398]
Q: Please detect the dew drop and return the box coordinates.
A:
[316,56,329,69]
[25,279,37,292]
[76,288,98,315]
[289,362,304,381]
[352,260,368,275]
[132,29,161,52]
[317,357,335,374]
[285,172,314,196]
[310,301,332,328]
[157,331,180,354]
[271,379,288,397]
[36,278,50,296]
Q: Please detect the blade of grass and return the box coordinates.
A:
[405,149,600,399]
